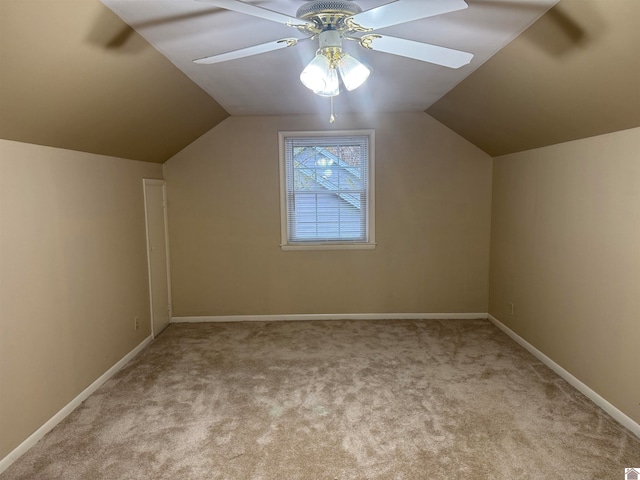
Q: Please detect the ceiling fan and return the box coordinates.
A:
[193,0,474,100]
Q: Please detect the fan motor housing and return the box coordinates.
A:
[296,0,362,29]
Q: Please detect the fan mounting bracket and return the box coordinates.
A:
[296,0,364,32]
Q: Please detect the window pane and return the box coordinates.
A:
[292,146,364,192]
[282,131,373,246]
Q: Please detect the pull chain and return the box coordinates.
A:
[329,96,336,124]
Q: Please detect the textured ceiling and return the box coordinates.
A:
[0,0,228,163]
[427,0,640,156]
[0,0,638,162]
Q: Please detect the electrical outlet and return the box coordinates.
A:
[509,303,514,316]
[134,317,139,330]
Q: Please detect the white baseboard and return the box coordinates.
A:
[0,335,153,475]
[172,313,489,323]
[5,313,635,475]
[488,314,640,439]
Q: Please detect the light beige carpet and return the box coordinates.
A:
[2,319,639,479]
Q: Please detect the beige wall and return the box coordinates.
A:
[489,127,640,424]
[0,140,163,458]
[1,113,637,463]
[164,112,493,317]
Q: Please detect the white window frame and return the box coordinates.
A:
[278,129,376,251]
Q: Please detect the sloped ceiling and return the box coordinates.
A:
[0,0,229,163]
[100,0,555,116]
[427,0,640,156]
[0,0,638,162]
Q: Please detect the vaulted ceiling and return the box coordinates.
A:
[100,0,556,116]
[0,0,229,163]
[0,0,638,163]
[427,0,640,156]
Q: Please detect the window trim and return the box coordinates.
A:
[278,129,376,251]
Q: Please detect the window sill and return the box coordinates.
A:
[280,243,377,251]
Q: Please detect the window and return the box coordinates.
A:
[279,130,375,250]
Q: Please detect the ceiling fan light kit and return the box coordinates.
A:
[195,0,474,118]
[337,53,371,92]
[300,52,333,93]
[300,30,371,97]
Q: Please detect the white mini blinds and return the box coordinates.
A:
[279,130,375,250]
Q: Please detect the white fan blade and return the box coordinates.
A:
[194,38,303,64]
[365,35,473,68]
[196,0,308,27]
[351,0,469,31]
